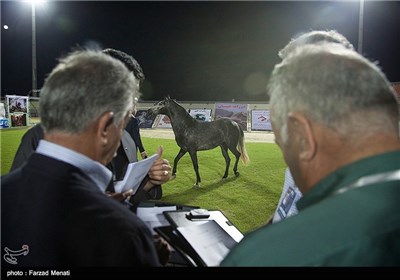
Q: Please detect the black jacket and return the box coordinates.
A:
[2,153,160,267]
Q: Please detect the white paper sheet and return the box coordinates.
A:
[177,220,237,267]
[113,153,158,194]
[136,206,177,234]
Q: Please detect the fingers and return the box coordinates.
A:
[157,145,164,159]
[107,191,132,202]
[122,189,134,198]
[148,168,171,185]
[150,162,171,172]
[153,235,171,266]
[112,193,126,201]
[140,151,148,159]
[149,163,171,174]
[148,162,171,184]
[148,146,171,184]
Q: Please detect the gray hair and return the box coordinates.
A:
[269,44,398,144]
[279,30,354,59]
[39,50,138,133]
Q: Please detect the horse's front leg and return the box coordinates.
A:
[220,145,231,179]
[188,150,201,187]
[172,148,187,179]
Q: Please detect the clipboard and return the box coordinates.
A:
[154,226,204,267]
[133,201,199,212]
[157,210,244,266]
[163,210,244,243]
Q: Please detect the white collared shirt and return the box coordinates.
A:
[36,140,112,193]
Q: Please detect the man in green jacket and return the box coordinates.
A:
[221,43,400,266]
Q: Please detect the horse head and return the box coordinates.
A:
[146,96,171,117]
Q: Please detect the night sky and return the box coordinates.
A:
[2,1,400,102]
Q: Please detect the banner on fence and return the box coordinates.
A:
[135,110,157,128]
[155,114,172,128]
[215,103,248,131]
[6,95,29,127]
[188,108,212,122]
[251,110,272,131]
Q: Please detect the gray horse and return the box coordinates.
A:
[147,97,249,187]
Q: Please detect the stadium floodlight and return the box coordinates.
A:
[23,0,46,96]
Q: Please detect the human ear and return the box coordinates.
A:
[97,111,114,146]
[287,112,317,161]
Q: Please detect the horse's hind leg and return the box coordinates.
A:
[188,150,201,187]
[172,148,187,179]
[220,144,231,179]
[228,145,241,177]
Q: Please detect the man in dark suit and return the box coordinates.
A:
[1,50,160,266]
[103,48,171,204]
[10,121,167,204]
[126,113,148,159]
[9,49,171,204]
[9,123,44,171]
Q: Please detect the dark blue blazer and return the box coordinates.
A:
[1,153,160,267]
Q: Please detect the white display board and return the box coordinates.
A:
[251,110,272,131]
[6,95,29,127]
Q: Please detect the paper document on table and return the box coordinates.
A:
[177,220,238,267]
[136,206,177,234]
[114,153,158,194]
[210,211,244,243]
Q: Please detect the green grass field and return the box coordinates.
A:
[0,127,285,233]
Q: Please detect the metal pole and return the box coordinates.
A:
[358,0,364,54]
[32,3,37,95]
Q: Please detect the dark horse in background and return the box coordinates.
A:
[147,97,250,187]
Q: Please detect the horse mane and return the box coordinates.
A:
[169,99,188,115]
[167,99,197,124]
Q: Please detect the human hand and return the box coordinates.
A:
[153,234,171,266]
[140,151,148,159]
[148,146,171,186]
[106,189,134,202]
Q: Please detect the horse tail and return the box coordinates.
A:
[237,125,250,165]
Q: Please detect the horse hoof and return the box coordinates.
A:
[222,176,227,180]
[235,172,240,177]
[170,174,177,180]
[193,184,201,188]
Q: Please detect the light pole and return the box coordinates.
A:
[26,0,45,97]
[31,2,37,95]
[358,0,364,54]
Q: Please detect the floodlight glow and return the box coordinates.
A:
[22,0,47,93]
[3,25,9,30]
[23,0,46,6]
